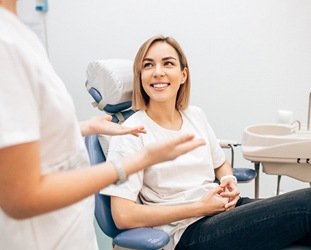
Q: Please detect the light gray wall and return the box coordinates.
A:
[18,0,311,198]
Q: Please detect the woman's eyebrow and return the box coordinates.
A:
[143,56,177,62]
[143,58,154,62]
[162,56,177,61]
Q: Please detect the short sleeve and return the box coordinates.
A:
[100,132,144,201]
[0,41,40,148]
[190,106,226,168]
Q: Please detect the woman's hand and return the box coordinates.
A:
[80,115,147,137]
[219,178,240,210]
[195,186,229,216]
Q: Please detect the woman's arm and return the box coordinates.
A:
[0,134,204,219]
[214,160,234,180]
[111,185,229,229]
[79,115,146,137]
[214,160,240,210]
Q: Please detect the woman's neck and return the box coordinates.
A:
[146,103,182,131]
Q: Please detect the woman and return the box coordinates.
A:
[102,35,311,250]
[0,1,205,249]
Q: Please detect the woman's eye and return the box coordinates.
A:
[143,63,153,68]
[164,61,174,66]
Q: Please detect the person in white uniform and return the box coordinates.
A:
[101,35,311,249]
[0,1,205,249]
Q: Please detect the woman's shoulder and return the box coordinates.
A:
[122,110,147,125]
[183,105,205,116]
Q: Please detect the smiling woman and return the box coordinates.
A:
[101,35,311,250]
[133,36,190,112]
[141,42,188,130]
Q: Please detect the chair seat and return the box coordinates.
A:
[233,168,257,183]
[114,227,170,250]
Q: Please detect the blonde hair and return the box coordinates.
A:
[132,35,191,111]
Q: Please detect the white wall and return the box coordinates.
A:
[18,0,311,197]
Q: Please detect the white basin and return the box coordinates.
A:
[241,124,311,182]
[246,124,294,136]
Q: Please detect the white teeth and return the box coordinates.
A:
[153,83,168,88]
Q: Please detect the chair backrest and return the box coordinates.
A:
[85,59,135,238]
[85,59,133,113]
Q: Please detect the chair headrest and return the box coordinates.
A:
[86,59,133,113]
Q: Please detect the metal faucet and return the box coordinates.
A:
[308,92,311,130]
[291,120,301,130]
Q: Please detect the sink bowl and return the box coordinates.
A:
[246,124,294,136]
[241,124,311,182]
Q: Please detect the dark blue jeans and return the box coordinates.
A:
[175,188,311,250]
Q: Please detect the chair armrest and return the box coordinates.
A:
[113,227,170,250]
[219,139,240,148]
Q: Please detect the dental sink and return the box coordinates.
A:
[241,124,311,182]
[246,124,294,136]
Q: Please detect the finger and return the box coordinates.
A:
[225,196,239,209]
[219,179,236,188]
[212,186,225,195]
[129,127,147,137]
[225,202,235,210]
[174,133,195,143]
[104,115,112,121]
[137,126,147,134]
[177,138,205,155]
[174,134,205,150]
[220,190,240,198]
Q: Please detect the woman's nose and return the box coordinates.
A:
[153,65,164,77]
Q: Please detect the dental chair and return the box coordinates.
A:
[85,59,170,250]
[84,59,257,249]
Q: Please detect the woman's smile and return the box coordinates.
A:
[151,82,170,89]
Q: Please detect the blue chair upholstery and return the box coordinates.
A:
[233,168,257,183]
[85,134,170,250]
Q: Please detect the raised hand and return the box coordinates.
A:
[80,115,147,137]
[145,134,206,164]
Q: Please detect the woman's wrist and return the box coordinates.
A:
[79,120,93,137]
[220,175,237,185]
[111,159,128,185]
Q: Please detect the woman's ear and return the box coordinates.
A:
[181,67,188,84]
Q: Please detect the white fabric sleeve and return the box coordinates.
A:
[0,41,40,148]
[100,133,144,201]
[195,106,226,168]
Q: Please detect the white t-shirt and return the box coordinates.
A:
[101,106,225,250]
[0,7,98,250]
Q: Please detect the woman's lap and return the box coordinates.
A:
[175,188,311,250]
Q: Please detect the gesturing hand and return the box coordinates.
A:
[81,115,147,137]
[145,134,206,164]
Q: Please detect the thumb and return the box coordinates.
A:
[104,115,112,121]
[211,185,224,196]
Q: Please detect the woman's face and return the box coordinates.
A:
[141,41,187,107]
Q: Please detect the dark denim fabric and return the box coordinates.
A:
[175,188,311,250]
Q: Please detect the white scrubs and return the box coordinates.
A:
[0,7,98,250]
